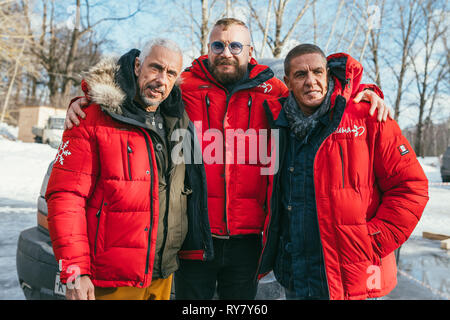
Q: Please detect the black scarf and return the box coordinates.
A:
[115,49,184,123]
[283,79,334,142]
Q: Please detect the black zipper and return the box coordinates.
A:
[127,142,133,180]
[205,94,211,129]
[223,93,232,235]
[94,201,103,256]
[339,144,345,188]
[140,129,155,275]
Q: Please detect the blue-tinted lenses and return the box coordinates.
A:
[211,41,245,55]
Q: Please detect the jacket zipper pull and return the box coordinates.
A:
[127,145,133,153]
[247,95,253,129]
[205,94,211,129]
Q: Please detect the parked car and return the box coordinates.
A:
[32,116,65,148]
[440,146,450,182]
[16,161,65,299]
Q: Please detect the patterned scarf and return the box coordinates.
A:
[283,79,334,142]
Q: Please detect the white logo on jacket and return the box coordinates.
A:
[55,140,71,165]
[258,82,272,93]
[335,124,365,137]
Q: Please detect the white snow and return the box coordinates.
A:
[0,123,18,141]
[413,157,450,237]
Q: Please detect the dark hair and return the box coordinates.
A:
[214,18,248,30]
[284,44,327,76]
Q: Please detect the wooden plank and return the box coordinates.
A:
[441,239,450,250]
[422,232,450,241]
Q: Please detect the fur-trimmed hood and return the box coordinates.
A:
[83,56,125,115]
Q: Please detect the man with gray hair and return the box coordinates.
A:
[45,38,212,300]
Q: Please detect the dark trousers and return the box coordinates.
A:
[174,235,262,300]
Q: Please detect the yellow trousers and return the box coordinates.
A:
[94,274,173,300]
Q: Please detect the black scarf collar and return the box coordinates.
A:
[283,79,334,142]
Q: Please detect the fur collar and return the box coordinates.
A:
[83,56,125,115]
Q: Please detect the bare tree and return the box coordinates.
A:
[248,0,314,57]
[259,0,273,59]
[380,0,423,121]
[61,0,143,100]
[0,0,35,123]
[325,0,345,52]
[409,0,448,156]
[172,0,228,56]
[22,0,141,106]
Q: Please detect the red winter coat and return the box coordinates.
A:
[258,53,429,299]
[180,55,288,236]
[46,98,160,288]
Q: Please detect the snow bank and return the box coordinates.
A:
[0,123,18,141]
[413,157,450,237]
[0,139,56,204]
[418,157,442,183]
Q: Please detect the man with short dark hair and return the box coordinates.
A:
[257,44,428,300]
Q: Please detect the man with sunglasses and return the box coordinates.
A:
[64,18,389,300]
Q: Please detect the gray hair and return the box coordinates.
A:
[138,38,182,65]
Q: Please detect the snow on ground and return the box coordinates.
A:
[0,123,18,142]
[0,124,448,299]
[414,157,450,237]
[0,127,57,300]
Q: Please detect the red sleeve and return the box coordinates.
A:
[66,79,92,110]
[358,83,384,99]
[367,118,428,258]
[45,106,99,283]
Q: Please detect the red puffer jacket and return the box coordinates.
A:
[46,102,160,288]
[180,55,288,236]
[259,53,429,299]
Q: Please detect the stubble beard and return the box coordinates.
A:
[139,83,165,109]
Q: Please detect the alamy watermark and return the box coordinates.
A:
[170,121,280,175]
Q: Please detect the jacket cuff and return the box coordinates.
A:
[178,250,205,260]
[58,259,91,284]
[359,83,384,100]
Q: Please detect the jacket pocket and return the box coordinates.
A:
[368,230,382,266]
[339,144,345,188]
[127,142,133,180]
[179,186,192,244]
[94,201,104,256]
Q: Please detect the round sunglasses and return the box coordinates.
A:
[210,41,251,55]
